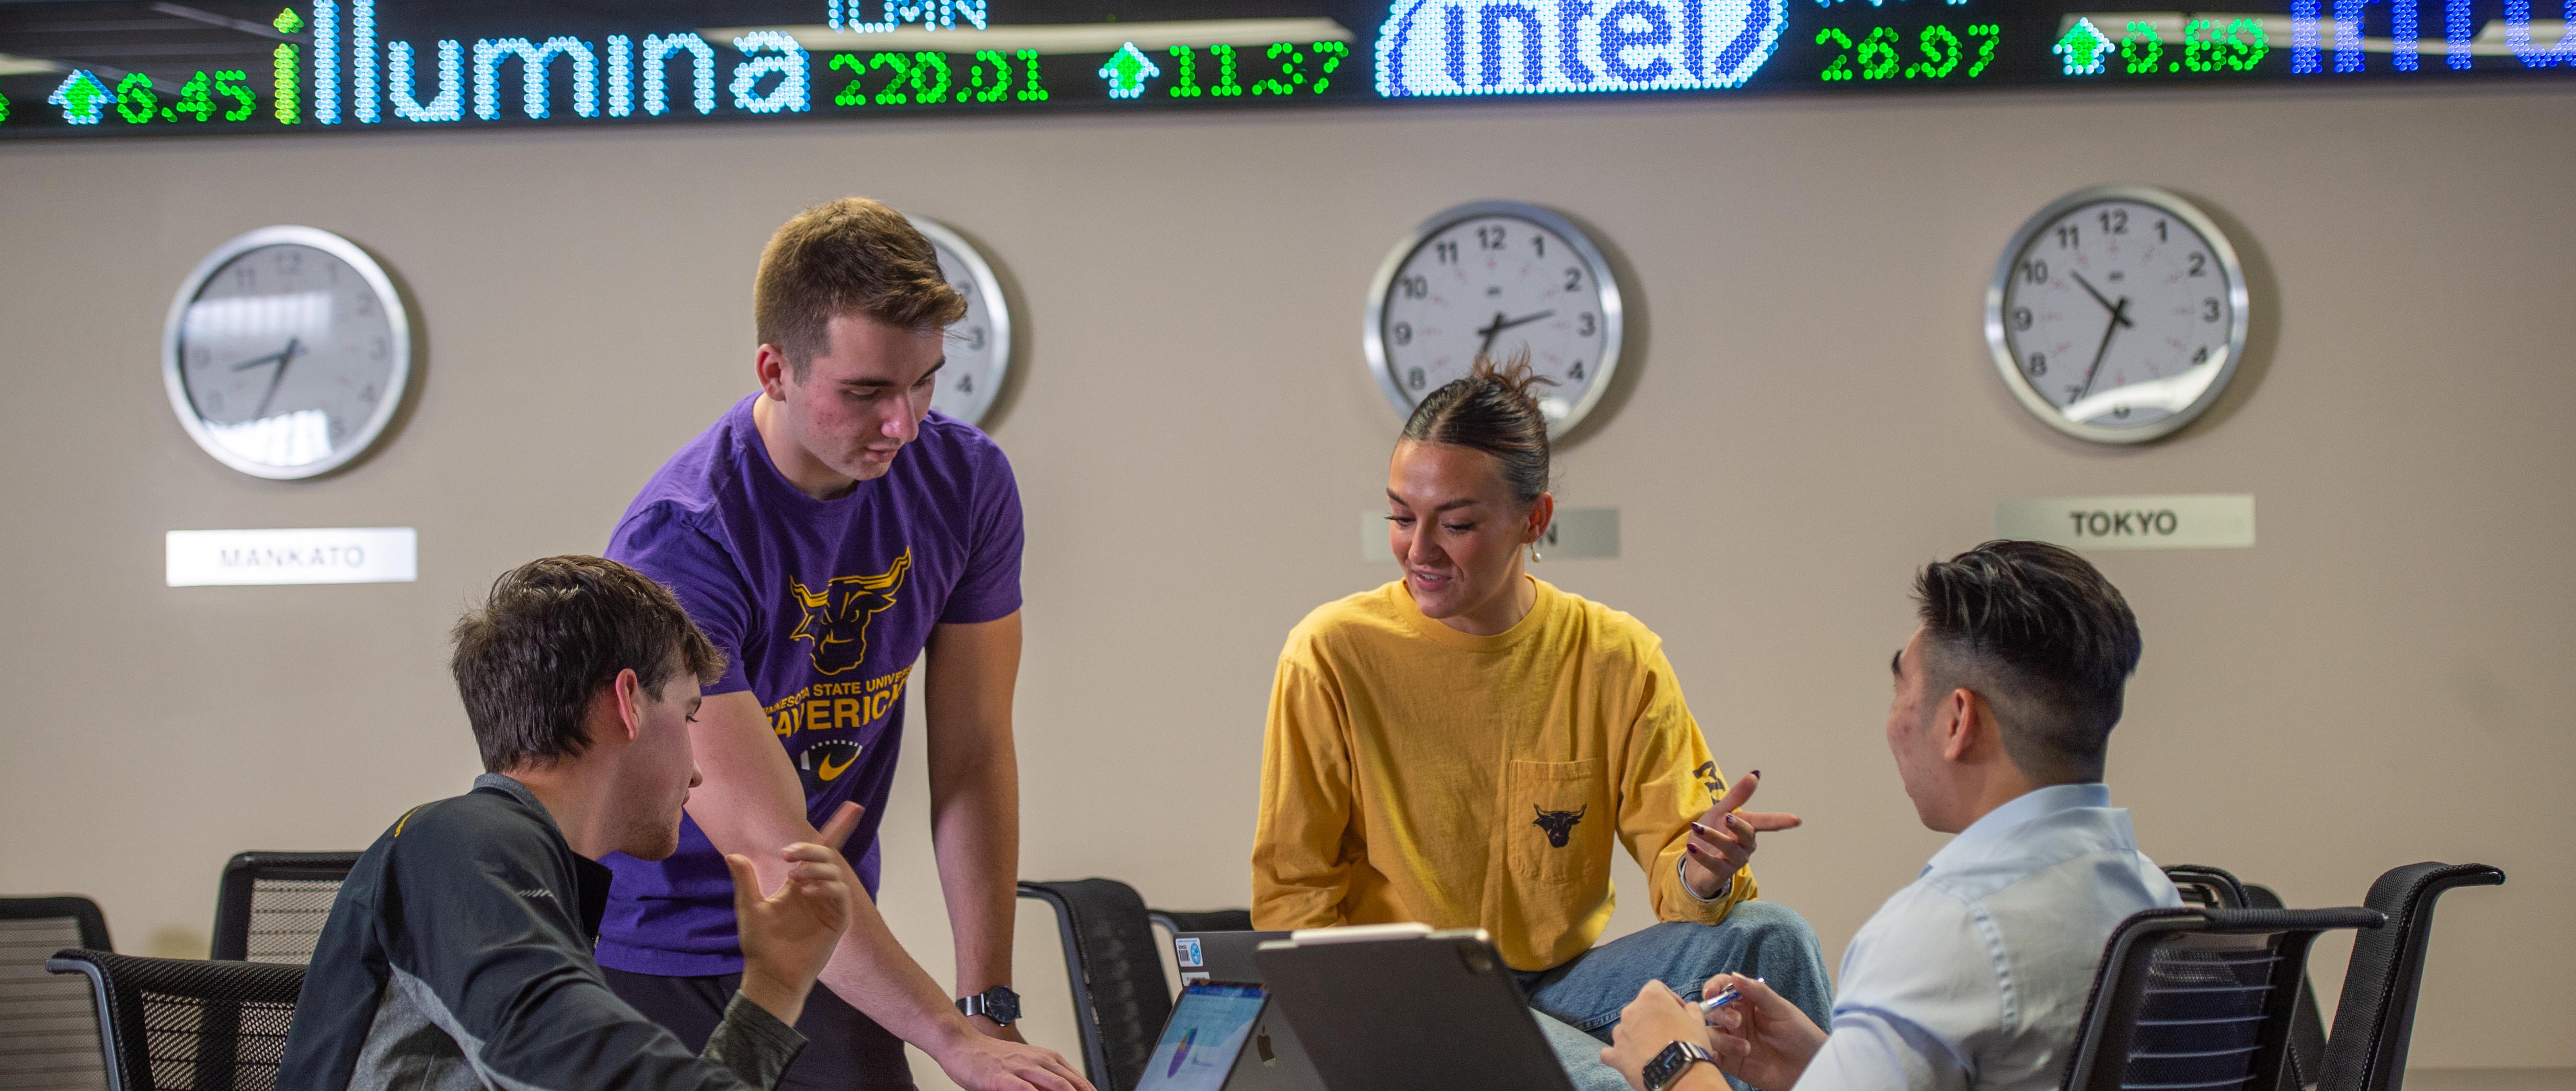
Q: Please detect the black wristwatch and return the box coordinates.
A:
[1642,1040,1716,1091]
[958,985,1022,1027]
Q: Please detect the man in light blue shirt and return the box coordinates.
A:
[1602,540,2183,1091]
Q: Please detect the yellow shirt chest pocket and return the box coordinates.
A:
[1505,758,1612,887]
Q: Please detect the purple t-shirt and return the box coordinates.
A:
[597,394,1024,976]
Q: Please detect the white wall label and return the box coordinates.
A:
[1361,507,1620,563]
[167,527,419,586]
[1994,495,2255,551]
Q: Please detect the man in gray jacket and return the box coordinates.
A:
[279,555,864,1091]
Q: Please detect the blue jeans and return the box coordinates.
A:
[1516,902,1833,1091]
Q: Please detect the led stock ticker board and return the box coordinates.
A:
[0,1,2569,137]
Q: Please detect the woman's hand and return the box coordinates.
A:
[1682,771,1803,899]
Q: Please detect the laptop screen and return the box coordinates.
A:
[1134,983,1267,1091]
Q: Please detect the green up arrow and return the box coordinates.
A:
[49,69,111,124]
[2054,18,2114,75]
[1097,41,1162,99]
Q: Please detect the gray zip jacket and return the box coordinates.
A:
[277,774,806,1091]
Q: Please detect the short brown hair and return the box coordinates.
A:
[450,555,727,773]
[754,197,966,375]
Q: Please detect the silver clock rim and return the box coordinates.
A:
[1363,200,1626,439]
[1982,184,2251,445]
[160,225,413,480]
[907,215,1014,429]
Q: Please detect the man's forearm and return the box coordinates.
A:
[680,693,985,1057]
[923,613,1025,1019]
[814,888,983,1053]
[933,743,1019,1002]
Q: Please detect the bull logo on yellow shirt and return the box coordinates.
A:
[788,550,913,676]
[1532,805,1587,848]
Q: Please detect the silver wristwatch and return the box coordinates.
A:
[1643,1040,1716,1091]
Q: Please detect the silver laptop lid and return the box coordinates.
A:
[1174,930,1292,985]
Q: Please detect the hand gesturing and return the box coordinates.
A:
[729,802,864,1023]
[1682,771,1802,899]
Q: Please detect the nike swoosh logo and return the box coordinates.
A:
[817,748,861,781]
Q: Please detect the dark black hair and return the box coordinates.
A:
[450,555,727,773]
[1400,353,1554,504]
[1913,540,2143,782]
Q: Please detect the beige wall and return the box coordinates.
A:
[1,84,2568,1085]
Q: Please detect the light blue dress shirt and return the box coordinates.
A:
[1792,783,2182,1091]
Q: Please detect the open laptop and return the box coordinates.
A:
[1134,981,1330,1091]
[1166,930,1325,1091]
[1253,925,1582,1091]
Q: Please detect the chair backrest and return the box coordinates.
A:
[44,950,305,1091]
[1017,879,1174,1091]
[210,852,361,965]
[2062,906,2385,1091]
[2315,862,2506,1091]
[2165,865,2250,909]
[1144,909,1254,937]
[2,897,113,1091]
[2239,884,2328,1091]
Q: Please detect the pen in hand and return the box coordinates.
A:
[1700,978,1757,1014]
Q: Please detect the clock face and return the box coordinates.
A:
[1986,185,2250,444]
[164,226,410,479]
[912,217,1012,428]
[1366,201,1624,437]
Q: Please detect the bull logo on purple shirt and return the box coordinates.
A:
[1532,804,1587,848]
[788,550,913,676]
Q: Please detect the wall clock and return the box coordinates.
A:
[1364,201,1624,437]
[912,216,1013,428]
[1985,184,2250,444]
[163,225,411,479]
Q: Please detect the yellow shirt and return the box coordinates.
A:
[1251,577,1755,971]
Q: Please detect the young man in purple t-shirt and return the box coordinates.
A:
[603,198,1087,1091]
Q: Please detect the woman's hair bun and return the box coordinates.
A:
[1399,350,1554,504]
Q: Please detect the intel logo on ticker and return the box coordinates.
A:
[1377,0,1788,97]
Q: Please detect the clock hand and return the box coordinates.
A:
[2075,305,2126,403]
[2069,271,2134,328]
[228,347,290,373]
[1487,309,1557,335]
[1476,311,1510,357]
[251,336,303,419]
[1475,309,1559,358]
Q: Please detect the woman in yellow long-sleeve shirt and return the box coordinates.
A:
[1251,358,1832,1091]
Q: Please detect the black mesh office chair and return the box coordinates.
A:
[2313,862,2506,1091]
[2162,865,2327,1090]
[44,950,304,1091]
[2,897,114,1091]
[2234,883,2328,1089]
[210,852,361,965]
[1017,879,1176,1091]
[2060,906,2383,1091]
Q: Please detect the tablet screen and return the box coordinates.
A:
[1135,983,1266,1091]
